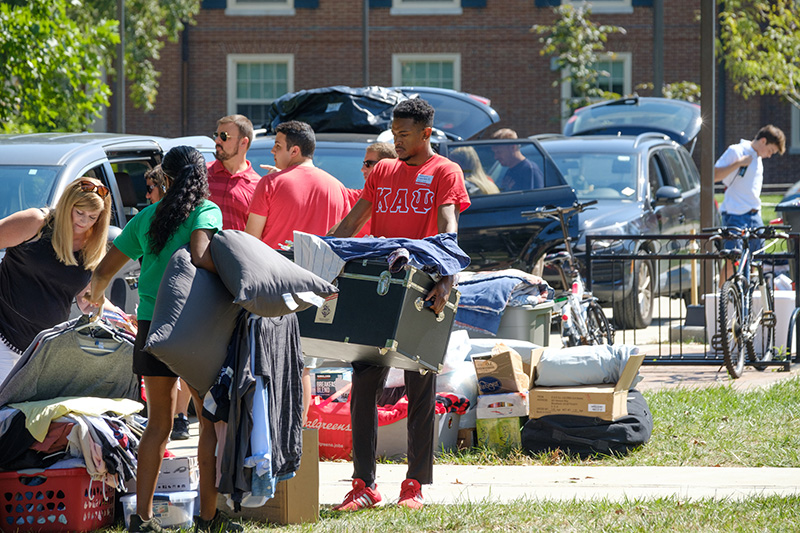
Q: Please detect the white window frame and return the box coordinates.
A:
[226,54,294,118]
[564,0,633,14]
[392,53,461,91]
[791,105,800,154]
[226,0,295,16]
[559,52,632,128]
[391,0,462,16]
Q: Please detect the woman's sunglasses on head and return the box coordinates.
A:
[79,180,109,198]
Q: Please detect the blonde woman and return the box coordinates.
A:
[449,146,500,195]
[0,177,112,382]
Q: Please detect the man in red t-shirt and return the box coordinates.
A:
[331,98,471,511]
[206,114,263,230]
[245,121,352,428]
[245,120,351,249]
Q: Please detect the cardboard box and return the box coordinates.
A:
[312,370,352,402]
[472,348,530,395]
[476,391,529,419]
[157,456,199,492]
[476,417,522,453]
[528,350,645,422]
[220,428,319,525]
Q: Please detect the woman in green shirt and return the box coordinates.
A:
[87,146,239,533]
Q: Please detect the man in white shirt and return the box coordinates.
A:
[713,124,785,281]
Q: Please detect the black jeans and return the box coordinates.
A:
[349,361,437,486]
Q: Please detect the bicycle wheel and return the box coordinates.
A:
[719,280,746,379]
[586,300,614,345]
[746,278,775,369]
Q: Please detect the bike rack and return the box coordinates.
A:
[584,232,800,371]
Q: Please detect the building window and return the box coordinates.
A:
[791,105,800,153]
[227,54,294,126]
[391,0,462,16]
[560,52,632,124]
[226,0,294,16]
[564,0,633,14]
[392,54,461,90]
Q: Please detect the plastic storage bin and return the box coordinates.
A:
[376,411,460,459]
[468,302,553,346]
[120,491,197,529]
[0,467,114,532]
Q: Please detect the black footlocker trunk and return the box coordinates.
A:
[296,259,460,373]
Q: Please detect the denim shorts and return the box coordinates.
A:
[721,211,763,252]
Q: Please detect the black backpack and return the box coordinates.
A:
[521,389,653,458]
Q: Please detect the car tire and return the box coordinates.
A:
[612,257,654,329]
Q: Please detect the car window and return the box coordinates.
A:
[657,150,688,193]
[247,144,366,190]
[114,161,152,211]
[547,152,638,201]
[444,141,559,197]
[0,165,59,220]
[679,149,700,189]
[648,156,664,196]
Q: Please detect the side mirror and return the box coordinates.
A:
[653,186,682,206]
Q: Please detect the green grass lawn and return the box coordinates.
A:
[100,377,800,532]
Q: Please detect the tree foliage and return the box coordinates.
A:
[718,0,800,109]
[0,0,118,132]
[0,0,200,133]
[531,4,626,116]
[70,0,201,113]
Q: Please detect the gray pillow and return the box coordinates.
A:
[210,229,338,317]
[145,246,241,395]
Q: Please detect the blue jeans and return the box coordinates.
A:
[721,211,763,252]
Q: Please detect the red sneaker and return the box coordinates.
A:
[333,478,382,511]
[397,478,424,510]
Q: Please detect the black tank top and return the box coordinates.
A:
[0,222,91,351]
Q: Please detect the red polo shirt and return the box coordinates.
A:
[207,159,262,230]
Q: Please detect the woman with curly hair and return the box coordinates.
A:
[0,176,112,383]
[87,146,240,533]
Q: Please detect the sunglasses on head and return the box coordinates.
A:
[79,180,109,198]
[363,160,380,168]
[213,131,234,142]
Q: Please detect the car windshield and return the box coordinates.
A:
[548,152,638,201]
[0,165,59,220]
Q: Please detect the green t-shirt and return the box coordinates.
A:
[114,199,223,321]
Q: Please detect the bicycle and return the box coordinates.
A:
[523,200,614,347]
[706,224,789,378]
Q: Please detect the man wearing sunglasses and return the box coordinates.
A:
[341,142,397,238]
[207,114,262,231]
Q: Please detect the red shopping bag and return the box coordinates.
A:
[305,384,353,460]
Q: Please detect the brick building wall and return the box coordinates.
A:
[119,0,795,183]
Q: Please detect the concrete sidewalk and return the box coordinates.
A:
[317,463,800,504]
